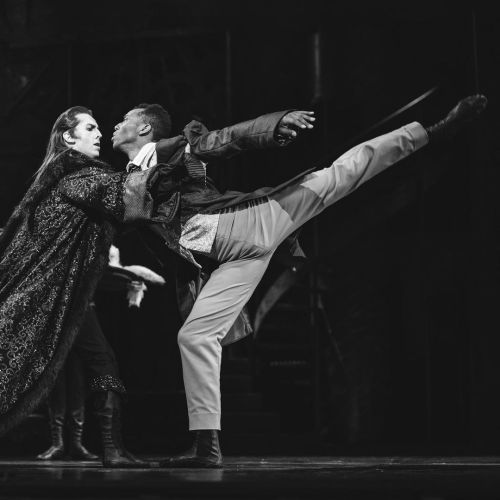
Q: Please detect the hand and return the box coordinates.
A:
[276,111,315,142]
[108,244,121,267]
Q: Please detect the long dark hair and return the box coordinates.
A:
[34,106,92,182]
[0,106,97,253]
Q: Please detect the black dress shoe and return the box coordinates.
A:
[425,94,487,142]
[159,430,223,468]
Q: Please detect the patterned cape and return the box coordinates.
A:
[0,149,126,436]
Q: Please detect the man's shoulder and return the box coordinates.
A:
[155,134,187,162]
[155,119,211,162]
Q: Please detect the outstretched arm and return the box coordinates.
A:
[183,110,315,161]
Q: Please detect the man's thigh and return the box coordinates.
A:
[215,198,300,262]
[181,255,272,342]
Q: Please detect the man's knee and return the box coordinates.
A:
[177,327,199,351]
[177,325,219,354]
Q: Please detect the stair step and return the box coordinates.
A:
[223,392,263,411]
[257,324,309,335]
[268,360,309,368]
[221,374,253,391]
[221,357,251,374]
[256,342,311,351]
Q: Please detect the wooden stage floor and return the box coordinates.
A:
[2,456,500,499]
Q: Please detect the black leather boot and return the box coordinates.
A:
[159,430,223,468]
[37,375,66,460]
[68,408,98,460]
[95,390,149,468]
[425,94,487,143]
[37,413,65,460]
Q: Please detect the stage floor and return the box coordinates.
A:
[2,456,500,499]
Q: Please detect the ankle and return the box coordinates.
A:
[425,94,487,143]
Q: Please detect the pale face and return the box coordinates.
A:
[69,113,102,158]
[111,109,146,151]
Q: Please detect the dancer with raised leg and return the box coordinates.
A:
[113,94,487,468]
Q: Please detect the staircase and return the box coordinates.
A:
[252,269,318,434]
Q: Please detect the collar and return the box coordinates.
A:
[127,142,157,172]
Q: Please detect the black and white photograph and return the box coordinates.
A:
[0,1,499,499]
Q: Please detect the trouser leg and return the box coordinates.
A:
[178,255,273,430]
[268,122,429,242]
[72,305,125,394]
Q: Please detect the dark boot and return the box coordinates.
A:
[68,408,98,460]
[159,430,223,468]
[65,349,98,460]
[95,390,149,468]
[425,94,487,143]
[37,374,66,460]
[37,413,65,460]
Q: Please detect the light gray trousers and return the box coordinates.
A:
[177,122,428,430]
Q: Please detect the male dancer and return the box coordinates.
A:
[112,95,487,467]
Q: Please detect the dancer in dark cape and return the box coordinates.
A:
[0,106,146,467]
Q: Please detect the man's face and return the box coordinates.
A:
[70,113,101,158]
[112,109,146,150]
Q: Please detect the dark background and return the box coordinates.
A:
[1,0,500,456]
